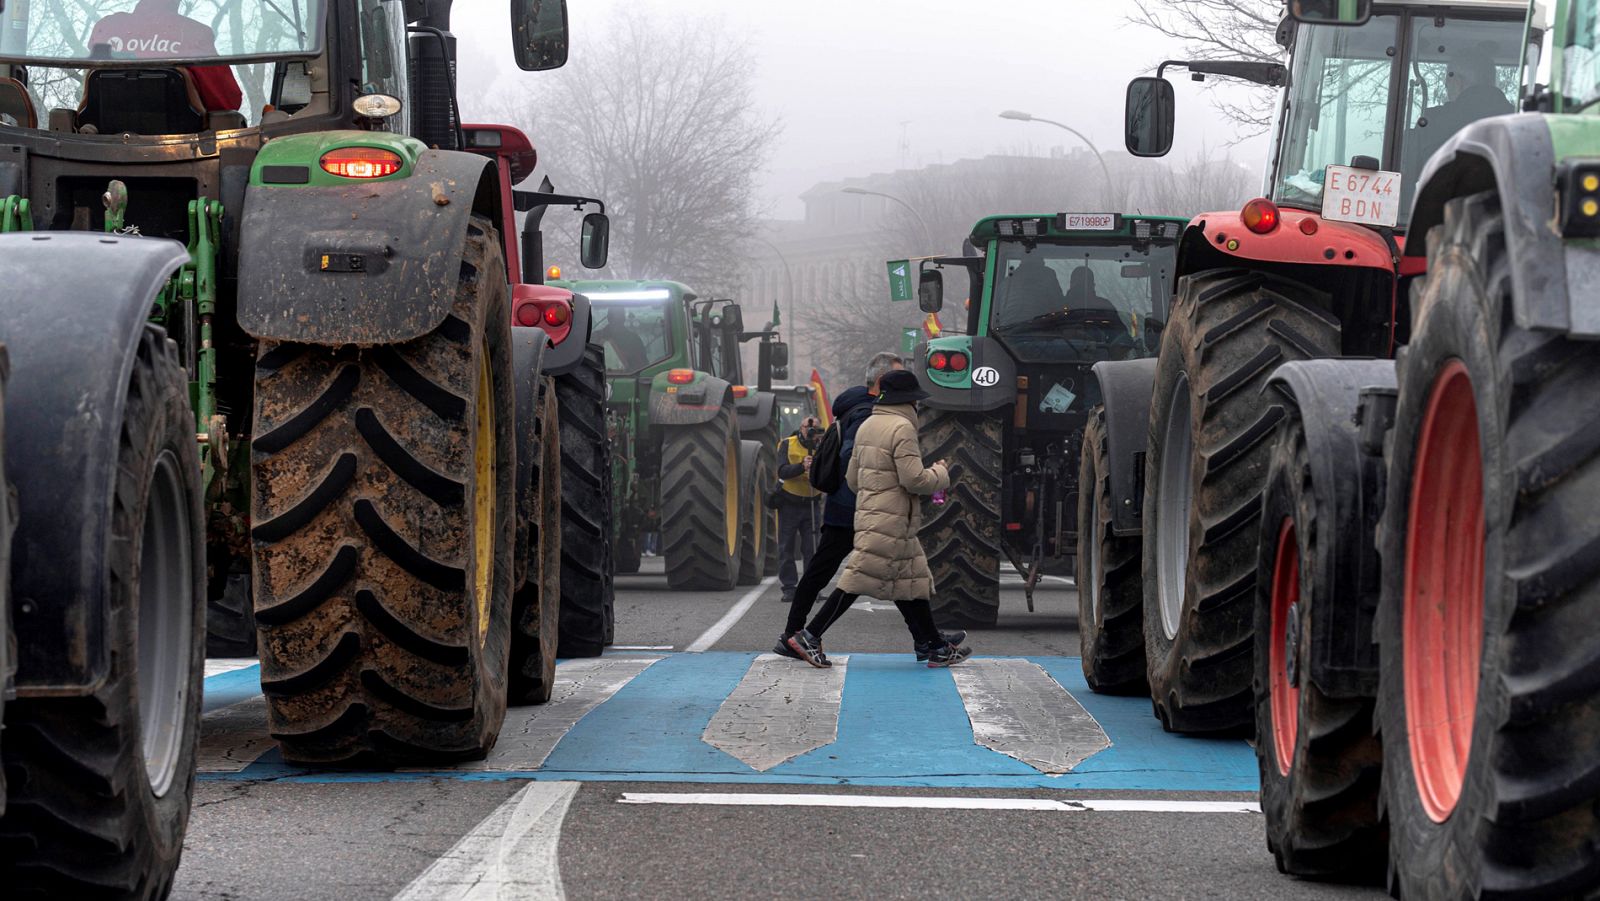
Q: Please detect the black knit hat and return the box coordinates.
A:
[876,369,930,405]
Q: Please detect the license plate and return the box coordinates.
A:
[1321,165,1401,228]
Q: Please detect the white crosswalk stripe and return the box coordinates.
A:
[453,656,661,772]
[702,653,848,771]
[951,658,1110,774]
[392,781,579,900]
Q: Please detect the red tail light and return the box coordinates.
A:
[1299,217,1319,235]
[319,147,403,179]
[514,302,540,327]
[543,304,570,326]
[667,369,695,385]
[949,352,969,372]
[929,351,949,371]
[731,385,749,398]
[1241,198,1279,234]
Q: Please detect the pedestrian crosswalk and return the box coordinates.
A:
[196,653,1256,791]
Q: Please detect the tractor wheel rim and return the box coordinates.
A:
[1157,372,1194,641]
[1404,360,1484,823]
[1088,498,1103,624]
[472,352,494,648]
[139,448,194,798]
[724,436,739,557]
[752,462,765,552]
[1269,518,1301,776]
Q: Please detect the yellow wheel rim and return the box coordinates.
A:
[751,463,764,553]
[472,351,494,647]
[724,437,739,557]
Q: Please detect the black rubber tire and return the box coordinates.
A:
[509,377,561,705]
[249,215,516,766]
[736,439,773,586]
[1077,406,1147,694]
[1377,191,1600,898]
[919,409,1003,628]
[0,325,205,899]
[205,569,257,658]
[1142,269,1340,733]
[0,343,11,819]
[555,344,613,658]
[1253,403,1384,881]
[661,403,742,591]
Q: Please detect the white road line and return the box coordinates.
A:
[204,658,259,678]
[393,781,579,901]
[609,645,673,651]
[684,577,777,653]
[951,659,1110,774]
[616,792,1259,813]
[197,696,275,773]
[703,653,848,771]
[455,657,661,772]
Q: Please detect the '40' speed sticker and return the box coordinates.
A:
[972,366,1000,387]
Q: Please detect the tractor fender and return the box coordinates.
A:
[235,148,501,346]
[540,291,592,376]
[649,373,733,427]
[1265,358,1397,699]
[919,335,1015,413]
[735,389,777,437]
[510,325,551,589]
[1089,358,1157,537]
[1407,113,1600,336]
[1175,207,1394,278]
[0,233,189,693]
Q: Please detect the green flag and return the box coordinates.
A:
[901,327,920,354]
[772,300,781,327]
[887,260,913,302]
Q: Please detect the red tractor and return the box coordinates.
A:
[461,123,616,659]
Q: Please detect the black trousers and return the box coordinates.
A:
[783,525,855,636]
[807,590,940,647]
[776,501,817,590]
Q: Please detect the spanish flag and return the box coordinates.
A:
[923,312,942,339]
[810,369,832,428]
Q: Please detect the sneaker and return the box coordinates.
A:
[785,629,831,669]
[915,630,968,661]
[926,643,973,668]
[780,588,796,604]
[773,638,803,661]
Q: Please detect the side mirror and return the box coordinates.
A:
[918,270,943,313]
[1288,0,1372,25]
[580,212,609,269]
[511,0,569,71]
[770,341,790,368]
[1125,77,1175,157]
[722,303,744,334]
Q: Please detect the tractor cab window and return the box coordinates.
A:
[1561,0,1600,110]
[989,239,1176,363]
[591,297,674,375]
[1273,12,1527,223]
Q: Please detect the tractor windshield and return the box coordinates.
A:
[590,296,676,375]
[1272,11,1526,223]
[0,0,322,64]
[988,239,1176,363]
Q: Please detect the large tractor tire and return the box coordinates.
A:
[205,569,256,658]
[736,440,774,586]
[0,326,205,899]
[1077,407,1147,694]
[1253,400,1384,880]
[508,376,561,705]
[249,216,516,766]
[921,409,1003,628]
[1143,269,1340,733]
[1377,192,1600,898]
[660,402,742,591]
[0,345,10,817]
[555,344,614,658]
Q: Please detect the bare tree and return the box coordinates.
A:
[494,8,780,294]
[1128,0,1283,133]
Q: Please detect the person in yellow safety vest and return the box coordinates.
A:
[774,416,823,603]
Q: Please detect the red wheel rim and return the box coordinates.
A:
[1269,518,1301,776]
[1403,360,1485,823]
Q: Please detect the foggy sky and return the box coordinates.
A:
[452,0,1274,219]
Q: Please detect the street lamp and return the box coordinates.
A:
[840,186,934,249]
[999,110,1115,204]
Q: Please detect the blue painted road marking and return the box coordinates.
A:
[198,653,1257,791]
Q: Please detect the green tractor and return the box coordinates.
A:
[0,0,593,892]
[564,280,788,590]
[1239,0,1600,893]
[904,213,1184,627]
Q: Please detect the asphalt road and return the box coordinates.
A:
[172,555,1386,900]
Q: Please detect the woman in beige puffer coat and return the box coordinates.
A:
[783,370,974,668]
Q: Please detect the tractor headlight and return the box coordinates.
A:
[1558,160,1600,238]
